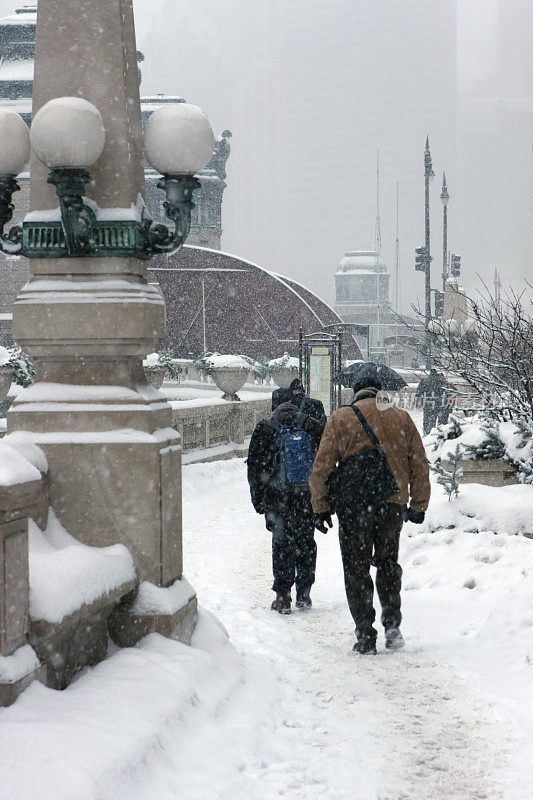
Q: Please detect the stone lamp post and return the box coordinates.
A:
[0,0,213,646]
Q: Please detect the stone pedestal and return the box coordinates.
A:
[8,0,195,610]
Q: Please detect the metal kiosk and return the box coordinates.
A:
[299,329,342,417]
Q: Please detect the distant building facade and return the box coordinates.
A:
[0,4,231,344]
[334,250,423,367]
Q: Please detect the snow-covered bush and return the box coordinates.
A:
[428,410,533,485]
[432,444,463,501]
[143,349,182,382]
[6,345,35,388]
[426,413,465,454]
[267,353,299,372]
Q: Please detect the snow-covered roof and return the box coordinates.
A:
[337,250,388,274]
[0,59,34,80]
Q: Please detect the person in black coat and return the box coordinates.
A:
[247,391,326,614]
[416,368,449,435]
[288,378,327,426]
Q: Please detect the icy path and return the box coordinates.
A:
[174,459,508,800]
[1,455,531,799]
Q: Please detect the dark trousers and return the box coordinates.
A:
[338,503,404,643]
[266,495,317,597]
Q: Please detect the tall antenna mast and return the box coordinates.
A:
[394,181,400,352]
[494,268,501,309]
[375,148,382,353]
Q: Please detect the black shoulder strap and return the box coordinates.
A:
[351,404,383,452]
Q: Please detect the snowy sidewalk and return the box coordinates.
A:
[0,457,531,799]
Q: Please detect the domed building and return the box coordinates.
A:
[334,249,423,367]
[149,246,362,360]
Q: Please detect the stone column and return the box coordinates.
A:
[8,0,193,622]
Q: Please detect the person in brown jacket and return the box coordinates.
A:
[309,363,431,654]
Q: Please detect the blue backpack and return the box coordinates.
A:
[267,412,315,490]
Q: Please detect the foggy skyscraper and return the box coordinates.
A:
[230,0,458,307]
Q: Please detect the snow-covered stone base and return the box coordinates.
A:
[0,644,45,707]
[108,577,198,648]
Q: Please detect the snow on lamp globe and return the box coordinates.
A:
[0,108,30,176]
[30,96,105,169]
[143,102,215,175]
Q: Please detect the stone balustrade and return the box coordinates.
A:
[171,394,272,463]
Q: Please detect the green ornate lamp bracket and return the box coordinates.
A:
[143,174,200,254]
[47,167,93,255]
[0,169,200,260]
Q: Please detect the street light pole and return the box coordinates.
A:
[440,172,449,292]
[424,136,435,365]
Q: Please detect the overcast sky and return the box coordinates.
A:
[1,1,529,309]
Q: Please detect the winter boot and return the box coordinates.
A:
[271,594,291,615]
[385,627,405,650]
[295,594,312,609]
[353,637,377,655]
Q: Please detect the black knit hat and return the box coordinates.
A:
[272,387,292,410]
[352,363,382,394]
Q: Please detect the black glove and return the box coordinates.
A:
[252,498,265,515]
[404,506,425,524]
[314,512,333,534]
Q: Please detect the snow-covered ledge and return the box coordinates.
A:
[0,432,139,696]
[0,434,48,706]
[109,577,197,648]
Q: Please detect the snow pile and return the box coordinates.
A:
[0,610,243,800]
[197,353,259,372]
[143,352,160,366]
[3,431,48,474]
[0,645,40,684]
[0,345,11,366]
[0,440,43,486]
[439,420,486,460]
[28,509,135,624]
[421,479,533,537]
[131,577,196,615]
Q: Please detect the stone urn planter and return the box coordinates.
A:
[0,364,14,402]
[268,366,298,388]
[267,353,299,388]
[212,367,250,401]
[442,457,519,488]
[144,365,166,389]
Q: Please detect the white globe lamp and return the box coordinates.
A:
[143,102,215,175]
[31,97,105,169]
[0,109,30,175]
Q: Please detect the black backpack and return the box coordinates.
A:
[327,404,399,524]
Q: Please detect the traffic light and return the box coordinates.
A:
[450,253,461,277]
[415,245,431,272]
[434,290,444,317]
